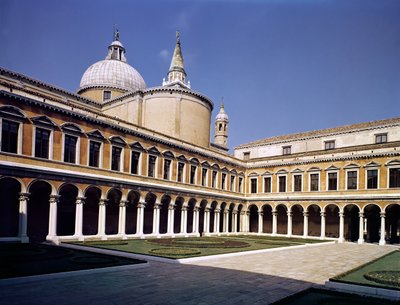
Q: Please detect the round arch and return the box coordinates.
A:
[143,192,157,234]
[363,204,381,243]
[343,204,360,242]
[306,204,321,237]
[57,183,79,236]
[385,203,400,244]
[324,204,339,238]
[83,186,101,235]
[261,203,273,234]
[248,204,258,233]
[276,204,288,234]
[126,190,140,234]
[291,204,304,236]
[0,177,21,237]
[106,188,122,235]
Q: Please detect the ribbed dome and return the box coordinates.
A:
[79,60,146,92]
[216,104,229,122]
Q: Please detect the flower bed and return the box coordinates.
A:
[145,237,250,248]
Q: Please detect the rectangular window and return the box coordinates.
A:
[278,176,286,192]
[111,146,122,171]
[35,127,50,159]
[347,171,358,190]
[328,172,337,190]
[1,119,19,153]
[243,152,250,160]
[230,176,235,191]
[282,146,291,155]
[212,170,217,188]
[89,140,101,167]
[294,175,302,192]
[367,169,378,189]
[130,151,140,174]
[325,140,335,150]
[103,90,111,101]
[250,178,257,194]
[264,177,271,193]
[238,177,243,192]
[375,133,387,144]
[221,173,226,189]
[310,173,319,191]
[201,168,207,186]
[64,134,77,163]
[177,162,185,182]
[389,168,400,188]
[190,165,196,184]
[163,159,171,180]
[148,155,157,177]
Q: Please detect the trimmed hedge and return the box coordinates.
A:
[149,248,201,256]
[364,271,400,288]
[146,238,250,248]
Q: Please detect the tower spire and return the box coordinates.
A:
[163,31,190,88]
[214,100,229,148]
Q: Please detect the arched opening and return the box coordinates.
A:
[276,204,287,234]
[187,199,196,233]
[228,203,235,232]
[106,188,121,235]
[173,197,184,234]
[262,204,272,233]
[199,200,207,234]
[27,181,51,242]
[57,184,78,236]
[364,204,380,243]
[219,203,227,233]
[386,204,400,244]
[307,204,321,237]
[0,178,20,237]
[291,205,303,236]
[143,193,156,234]
[126,191,139,234]
[249,205,258,233]
[159,195,171,234]
[237,204,243,232]
[325,204,339,238]
[83,186,100,235]
[209,201,217,233]
[343,204,359,242]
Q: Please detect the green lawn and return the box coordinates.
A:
[75,235,329,259]
[332,250,400,290]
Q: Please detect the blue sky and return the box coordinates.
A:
[1,0,399,150]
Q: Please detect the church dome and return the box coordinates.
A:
[215,104,229,122]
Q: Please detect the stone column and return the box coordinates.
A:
[167,203,175,235]
[152,203,161,236]
[303,211,309,238]
[224,211,229,233]
[258,211,263,234]
[181,206,187,234]
[357,212,364,244]
[239,211,245,233]
[379,212,386,246]
[245,211,250,232]
[74,197,85,241]
[272,210,277,235]
[136,202,145,236]
[118,200,128,237]
[193,207,200,234]
[98,198,108,239]
[47,195,60,241]
[287,211,293,237]
[214,209,220,233]
[18,193,29,243]
[233,211,238,233]
[338,211,345,243]
[204,208,210,234]
[320,211,326,239]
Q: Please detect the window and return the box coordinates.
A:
[238,177,243,192]
[375,133,387,144]
[264,177,271,193]
[367,169,378,189]
[310,173,319,191]
[35,127,50,159]
[230,176,235,191]
[325,140,335,150]
[389,168,400,188]
[111,146,122,171]
[212,170,217,188]
[148,155,157,177]
[1,119,19,153]
[103,90,111,101]
[221,173,227,189]
[278,176,286,192]
[177,162,185,182]
[163,159,171,180]
[243,152,250,160]
[282,146,291,155]
[347,171,358,190]
[64,134,77,163]
[328,172,337,190]
[201,168,207,186]
[131,151,140,174]
[293,175,302,192]
[89,140,101,167]
[250,178,257,194]
[190,165,196,184]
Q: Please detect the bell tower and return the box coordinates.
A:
[214,102,229,148]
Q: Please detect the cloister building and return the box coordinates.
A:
[0,31,399,245]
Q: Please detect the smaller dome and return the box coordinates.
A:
[216,104,229,122]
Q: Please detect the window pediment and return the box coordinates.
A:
[262,170,273,176]
[31,115,57,128]
[364,161,381,168]
[211,163,220,170]
[325,165,340,171]
[221,167,229,173]
[163,150,175,159]
[130,141,144,151]
[147,146,160,155]
[177,155,187,162]
[230,169,237,175]
[87,129,106,141]
[190,158,200,165]
[307,167,321,172]
[109,135,127,146]
[276,169,288,175]
[0,105,26,120]
[201,161,210,168]
[291,168,304,173]
[386,160,400,167]
[61,122,83,135]
[248,172,259,177]
[344,163,360,169]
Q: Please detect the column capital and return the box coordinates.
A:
[303,211,309,217]
[168,204,175,210]
[339,211,344,217]
[181,206,188,211]
[215,209,221,213]
[194,206,200,212]
[49,194,61,203]
[76,197,86,205]
[287,211,292,217]
[358,212,364,218]
[18,192,30,201]
[154,203,162,209]
[205,207,211,212]
[99,198,108,206]
[380,212,386,218]
[119,200,129,207]
[320,211,326,217]
[137,201,146,208]
[224,210,229,215]
[258,211,263,216]
[272,211,278,216]
[232,211,238,215]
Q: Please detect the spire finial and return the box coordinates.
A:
[221,97,224,108]
[113,25,120,41]
[176,30,180,43]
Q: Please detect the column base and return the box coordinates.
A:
[46,235,60,244]
[379,239,386,246]
[320,236,325,240]
[338,238,345,243]
[357,238,364,244]
[302,235,308,239]
[20,236,29,243]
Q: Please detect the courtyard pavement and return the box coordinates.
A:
[0,243,395,305]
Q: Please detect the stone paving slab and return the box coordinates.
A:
[0,243,395,305]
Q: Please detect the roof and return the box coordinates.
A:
[236,117,400,149]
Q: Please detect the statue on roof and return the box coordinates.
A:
[114,26,120,41]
